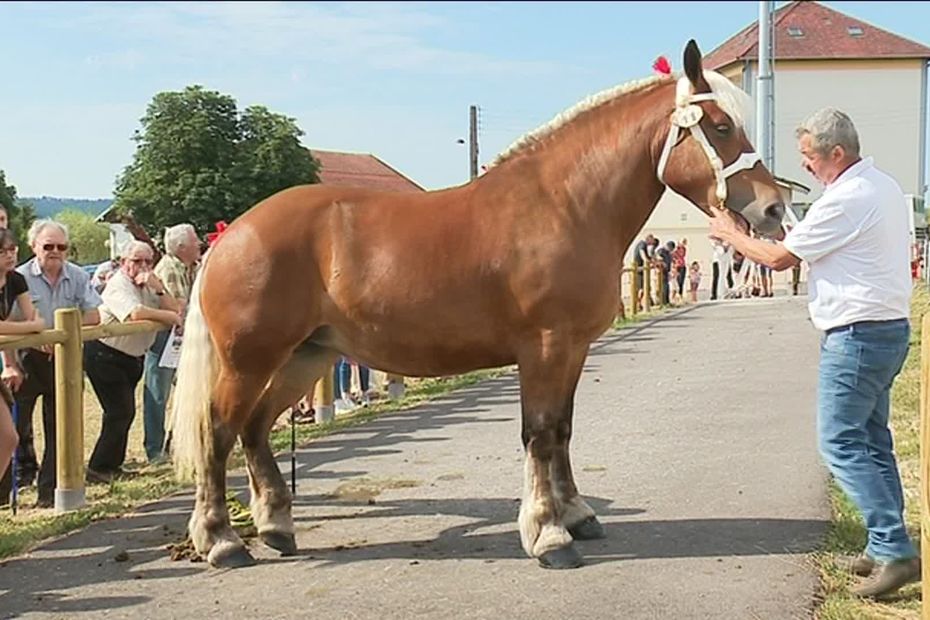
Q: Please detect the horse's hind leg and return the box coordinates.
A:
[517,338,593,569]
[241,343,340,556]
[190,370,269,568]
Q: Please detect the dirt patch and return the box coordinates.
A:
[329,477,421,503]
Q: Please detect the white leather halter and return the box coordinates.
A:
[655,78,761,207]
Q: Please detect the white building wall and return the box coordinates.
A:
[770,59,924,201]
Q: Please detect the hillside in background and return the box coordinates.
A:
[17,196,113,219]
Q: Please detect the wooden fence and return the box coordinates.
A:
[0,310,404,514]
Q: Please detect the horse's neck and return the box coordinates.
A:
[491,84,670,257]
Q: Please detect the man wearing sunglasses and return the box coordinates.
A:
[85,240,180,484]
[6,219,102,508]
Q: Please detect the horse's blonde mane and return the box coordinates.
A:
[701,71,753,130]
[492,70,751,167]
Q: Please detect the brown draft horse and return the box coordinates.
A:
[171,40,786,570]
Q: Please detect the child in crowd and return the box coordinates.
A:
[688,261,701,303]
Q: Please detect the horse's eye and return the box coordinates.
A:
[715,124,731,136]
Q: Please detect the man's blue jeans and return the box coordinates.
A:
[334,357,369,397]
[143,330,175,462]
[817,318,916,562]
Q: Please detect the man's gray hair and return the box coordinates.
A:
[164,223,197,255]
[27,219,70,246]
[796,107,860,158]
[120,239,153,258]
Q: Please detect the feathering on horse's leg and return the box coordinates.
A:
[242,343,340,556]
[552,437,604,541]
[517,342,589,569]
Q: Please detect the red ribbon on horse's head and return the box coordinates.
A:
[653,56,672,76]
[206,221,228,247]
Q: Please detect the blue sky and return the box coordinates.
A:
[0,1,927,199]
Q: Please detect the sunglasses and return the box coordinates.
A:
[42,243,69,252]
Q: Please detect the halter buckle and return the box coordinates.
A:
[671,104,703,128]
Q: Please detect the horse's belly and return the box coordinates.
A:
[324,326,516,378]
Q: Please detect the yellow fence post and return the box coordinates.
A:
[643,262,652,313]
[387,374,405,400]
[617,267,627,321]
[921,313,930,617]
[659,269,667,307]
[314,371,335,423]
[629,263,639,317]
[54,307,85,513]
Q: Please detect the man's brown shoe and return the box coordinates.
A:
[851,557,920,599]
[835,553,876,577]
[85,468,114,484]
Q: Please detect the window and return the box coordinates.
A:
[787,26,804,37]
[847,25,864,37]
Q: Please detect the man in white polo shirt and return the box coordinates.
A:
[708,107,917,598]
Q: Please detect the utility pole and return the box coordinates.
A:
[756,0,775,172]
[469,105,479,180]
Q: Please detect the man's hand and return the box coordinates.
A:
[708,206,745,243]
[135,271,164,293]
[2,365,24,392]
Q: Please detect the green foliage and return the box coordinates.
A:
[55,209,111,264]
[0,170,37,255]
[113,85,320,237]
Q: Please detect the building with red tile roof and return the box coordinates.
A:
[705,1,930,70]
[310,149,424,193]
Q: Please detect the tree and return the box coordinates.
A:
[0,169,37,256]
[55,209,110,265]
[236,105,321,208]
[113,85,320,237]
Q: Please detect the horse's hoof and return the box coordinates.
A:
[261,531,298,556]
[538,545,584,570]
[568,516,606,540]
[208,545,257,569]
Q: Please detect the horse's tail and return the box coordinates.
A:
[171,264,218,483]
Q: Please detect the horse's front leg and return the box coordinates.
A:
[552,431,605,541]
[517,339,596,569]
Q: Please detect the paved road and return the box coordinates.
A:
[0,297,829,619]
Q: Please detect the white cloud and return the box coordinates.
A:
[56,2,564,78]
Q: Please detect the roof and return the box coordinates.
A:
[704,1,930,70]
[310,149,424,193]
[775,176,811,195]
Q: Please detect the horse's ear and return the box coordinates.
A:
[683,39,703,87]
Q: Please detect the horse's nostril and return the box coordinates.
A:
[764,202,785,221]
